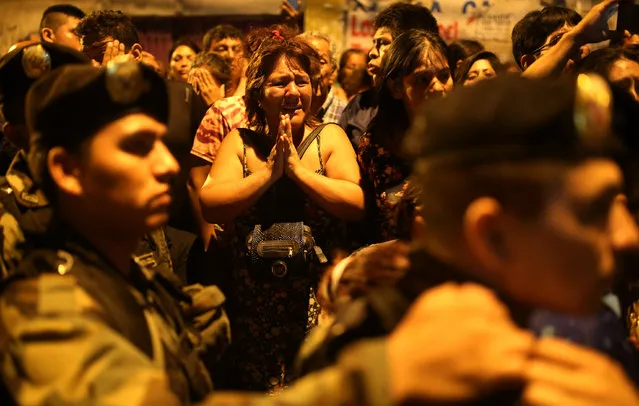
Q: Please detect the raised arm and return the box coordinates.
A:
[522,0,617,78]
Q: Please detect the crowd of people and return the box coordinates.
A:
[1,0,639,404]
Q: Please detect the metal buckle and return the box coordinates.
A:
[271,260,288,278]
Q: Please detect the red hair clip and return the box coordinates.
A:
[272,30,285,41]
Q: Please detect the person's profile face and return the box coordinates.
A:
[368,27,393,83]
[498,159,622,315]
[74,113,179,234]
[54,17,82,51]
[260,55,313,131]
[308,37,334,90]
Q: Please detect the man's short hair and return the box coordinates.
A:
[40,4,85,33]
[373,2,439,37]
[192,52,232,86]
[202,24,244,52]
[76,10,140,49]
[403,75,621,240]
[511,6,582,69]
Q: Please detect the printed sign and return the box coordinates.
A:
[344,0,545,50]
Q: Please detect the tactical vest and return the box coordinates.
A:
[0,240,213,403]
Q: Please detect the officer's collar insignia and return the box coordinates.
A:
[21,44,51,79]
[574,73,612,144]
[105,60,147,105]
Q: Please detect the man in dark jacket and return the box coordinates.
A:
[302,74,639,405]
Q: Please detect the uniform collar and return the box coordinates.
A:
[398,248,531,327]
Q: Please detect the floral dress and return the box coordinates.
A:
[357,131,413,243]
[215,128,341,393]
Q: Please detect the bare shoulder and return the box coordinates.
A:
[218,128,245,156]
[318,123,350,144]
[317,123,355,157]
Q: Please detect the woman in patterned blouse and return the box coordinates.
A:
[357,29,453,243]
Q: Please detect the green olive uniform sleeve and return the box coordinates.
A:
[0,274,183,406]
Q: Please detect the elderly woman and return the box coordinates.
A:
[199,27,364,392]
[455,51,505,86]
[358,29,452,243]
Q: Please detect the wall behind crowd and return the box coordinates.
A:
[2,0,602,62]
[308,0,599,62]
[0,0,282,53]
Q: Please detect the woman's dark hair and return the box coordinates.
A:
[454,51,504,85]
[447,39,484,75]
[168,39,201,63]
[373,2,439,36]
[244,25,321,135]
[368,29,449,151]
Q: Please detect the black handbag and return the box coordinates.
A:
[245,124,329,280]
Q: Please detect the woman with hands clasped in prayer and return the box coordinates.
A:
[199,26,364,392]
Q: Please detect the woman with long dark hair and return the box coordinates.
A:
[358,29,452,243]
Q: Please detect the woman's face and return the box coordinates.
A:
[464,59,497,87]
[395,47,452,119]
[261,55,313,132]
[169,45,197,82]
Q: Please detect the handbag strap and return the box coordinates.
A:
[297,123,329,158]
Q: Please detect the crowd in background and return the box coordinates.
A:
[2,0,639,405]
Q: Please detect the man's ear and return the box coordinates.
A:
[130,43,144,61]
[47,147,82,197]
[520,54,536,71]
[387,77,403,100]
[463,197,509,277]
[41,28,55,43]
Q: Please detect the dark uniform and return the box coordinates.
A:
[0,42,90,278]
[0,60,403,406]
[299,74,639,402]
[0,42,196,282]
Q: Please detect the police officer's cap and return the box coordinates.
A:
[26,60,169,151]
[0,42,89,123]
[404,74,627,166]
